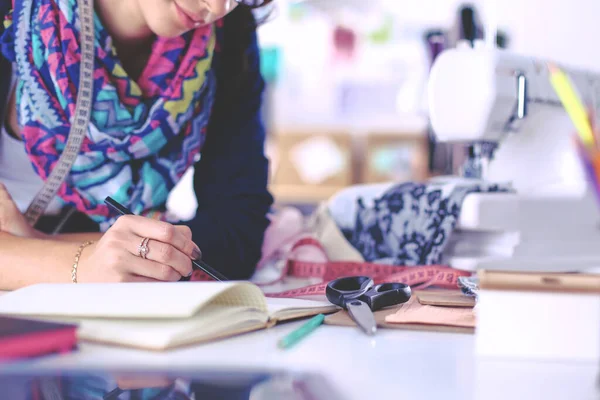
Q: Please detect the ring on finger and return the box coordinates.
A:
[138,237,150,259]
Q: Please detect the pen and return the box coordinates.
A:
[278,314,325,350]
[104,196,228,282]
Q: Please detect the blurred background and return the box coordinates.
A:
[168,0,600,219]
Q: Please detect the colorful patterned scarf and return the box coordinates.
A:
[1,0,217,230]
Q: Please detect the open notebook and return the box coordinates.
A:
[0,282,337,351]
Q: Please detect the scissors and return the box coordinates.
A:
[326,276,411,336]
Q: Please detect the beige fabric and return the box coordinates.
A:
[307,202,364,262]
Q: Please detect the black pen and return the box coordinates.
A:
[104,196,227,281]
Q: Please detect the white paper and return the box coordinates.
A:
[0,281,265,319]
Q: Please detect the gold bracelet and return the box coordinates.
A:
[72,241,95,283]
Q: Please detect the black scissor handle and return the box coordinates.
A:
[326,276,374,308]
[360,282,412,311]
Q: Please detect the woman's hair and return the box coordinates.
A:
[220,5,261,77]
[223,1,274,67]
[212,2,272,114]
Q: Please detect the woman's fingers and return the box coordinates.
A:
[125,275,164,283]
[98,216,201,281]
[124,253,183,282]
[126,235,193,278]
[175,225,201,259]
[0,183,37,238]
[175,225,193,241]
[114,216,199,259]
[0,182,11,201]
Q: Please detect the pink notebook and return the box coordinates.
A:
[0,316,77,360]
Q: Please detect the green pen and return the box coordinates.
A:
[278,314,325,350]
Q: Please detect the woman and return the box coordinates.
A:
[0,0,274,288]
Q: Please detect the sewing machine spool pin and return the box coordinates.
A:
[503,71,529,133]
[464,72,528,179]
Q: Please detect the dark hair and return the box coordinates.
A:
[213,3,273,109]
[219,6,258,78]
[222,2,274,64]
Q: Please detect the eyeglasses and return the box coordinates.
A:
[234,0,273,8]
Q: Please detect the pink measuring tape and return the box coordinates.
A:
[191,237,471,297]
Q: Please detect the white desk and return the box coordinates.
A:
[4,322,599,400]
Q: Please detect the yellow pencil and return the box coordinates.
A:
[548,63,595,148]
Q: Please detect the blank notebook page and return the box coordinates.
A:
[0,282,267,319]
[75,304,268,349]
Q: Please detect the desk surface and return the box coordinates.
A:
[3,321,598,400]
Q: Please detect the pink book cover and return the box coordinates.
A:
[0,316,77,360]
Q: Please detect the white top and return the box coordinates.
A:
[0,68,62,215]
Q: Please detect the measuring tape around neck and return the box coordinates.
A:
[24,0,96,226]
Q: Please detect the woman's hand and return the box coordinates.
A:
[0,183,40,238]
[78,215,201,283]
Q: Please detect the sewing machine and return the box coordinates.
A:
[428,43,600,273]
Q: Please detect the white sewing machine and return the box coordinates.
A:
[428,43,600,273]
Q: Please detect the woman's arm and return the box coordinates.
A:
[0,216,199,290]
[50,232,104,242]
[0,2,96,283]
[1,183,200,289]
[185,10,273,280]
[0,232,81,290]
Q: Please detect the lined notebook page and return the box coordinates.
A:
[211,285,268,313]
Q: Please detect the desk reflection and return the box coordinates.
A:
[0,370,324,400]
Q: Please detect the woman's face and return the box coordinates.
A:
[137,0,239,37]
